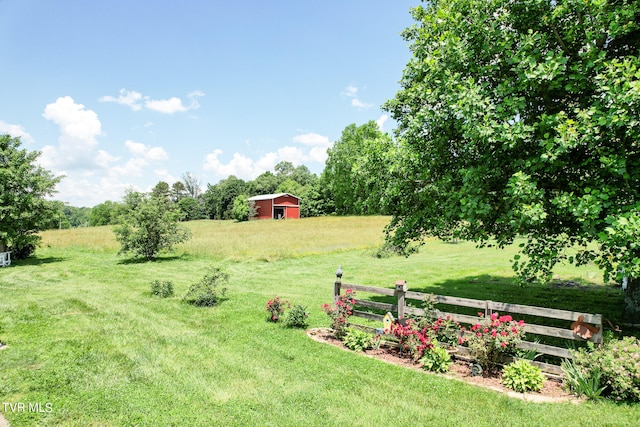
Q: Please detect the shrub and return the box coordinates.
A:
[150,280,174,298]
[561,358,606,400]
[182,267,228,307]
[423,316,463,348]
[322,289,356,339]
[390,319,433,362]
[266,296,289,322]
[420,344,452,373]
[501,359,546,393]
[463,312,525,376]
[568,336,640,401]
[343,328,373,352]
[284,304,309,328]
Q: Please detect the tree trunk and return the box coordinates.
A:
[624,277,640,324]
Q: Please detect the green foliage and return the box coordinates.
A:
[150,280,174,298]
[501,360,546,393]
[265,296,289,322]
[182,266,228,307]
[561,358,606,400]
[284,304,309,328]
[177,196,206,221]
[231,195,256,222]
[343,328,373,352]
[322,121,396,215]
[0,134,62,258]
[113,194,191,259]
[568,336,640,402]
[90,200,126,226]
[383,0,640,288]
[464,313,525,376]
[420,345,452,373]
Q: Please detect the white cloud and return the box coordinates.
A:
[100,88,205,114]
[341,85,374,109]
[99,89,143,111]
[204,132,332,180]
[41,96,103,169]
[376,114,389,131]
[351,98,374,109]
[0,120,34,142]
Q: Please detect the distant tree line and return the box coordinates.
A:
[51,120,396,228]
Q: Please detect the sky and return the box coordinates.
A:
[0,0,416,207]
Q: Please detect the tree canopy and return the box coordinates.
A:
[383,0,640,285]
[0,134,62,258]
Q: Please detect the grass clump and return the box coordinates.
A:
[150,280,174,298]
[182,266,228,307]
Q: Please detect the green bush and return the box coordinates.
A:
[343,328,373,352]
[284,304,309,328]
[568,336,640,402]
[182,267,228,307]
[501,359,546,393]
[150,280,174,298]
[420,344,452,373]
[561,358,606,400]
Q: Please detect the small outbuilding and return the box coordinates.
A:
[248,193,300,220]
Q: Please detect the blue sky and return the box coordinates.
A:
[0,0,415,207]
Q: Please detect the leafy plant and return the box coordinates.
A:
[420,344,452,373]
[265,296,289,322]
[424,315,463,348]
[390,319,433,362]
[463,312,525,376]
[150,280,174,298]
[501,359,545,393]
[561,358,606,400]
[567,336,640,402]
[322,289,356,339]
[343,328,373,352]
[182,267,228,307]
[284,304,309,328]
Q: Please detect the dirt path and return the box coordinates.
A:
[0,412,9,427]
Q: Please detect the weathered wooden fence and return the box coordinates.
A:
[334,279,603,375]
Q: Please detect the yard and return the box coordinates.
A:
[0,217,638,426]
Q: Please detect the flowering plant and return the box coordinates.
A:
[390,319,434,362]
[322,289,356,339]
[266,296,290,322]
[423,315,464,348]
[464,312,525,376]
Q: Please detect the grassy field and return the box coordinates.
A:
[1,217,638,426]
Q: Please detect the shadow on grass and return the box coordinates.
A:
[14,256,67,266]
[360,274,625,324]
[116,254,190,265]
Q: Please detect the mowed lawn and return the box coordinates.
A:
[1,217,638,426]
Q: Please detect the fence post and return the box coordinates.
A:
[395,280,407,319]
[485,300,492,318]
[334,280,341,305]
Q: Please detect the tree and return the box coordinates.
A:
[383,1,640,302]
[90,200,125,226]
[182,172,202,198]
[202,175,247,220]
[0,134,62,258]
[322,121,395,215]
[151,181,171,202]
[231,194,256,222]
[113,194,191,260]
[171,181,187,203]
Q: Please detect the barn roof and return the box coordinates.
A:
[248,193,300,201]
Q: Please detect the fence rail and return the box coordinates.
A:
[334,280,603,375]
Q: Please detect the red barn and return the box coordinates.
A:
[248,193,301,220]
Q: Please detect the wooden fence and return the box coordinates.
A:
[334,280,603,375]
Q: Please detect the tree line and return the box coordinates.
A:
[50,119,395,228]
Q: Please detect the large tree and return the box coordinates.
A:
[322,121,396,215]
[0,134,62,258]
[384,1,640,300]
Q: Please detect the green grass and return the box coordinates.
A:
[1,217,638,426]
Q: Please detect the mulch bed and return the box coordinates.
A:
[307,328,581,404]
